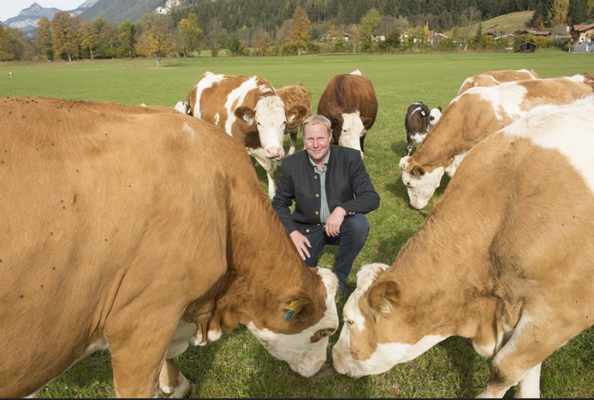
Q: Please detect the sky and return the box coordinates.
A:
[1,0,83,23]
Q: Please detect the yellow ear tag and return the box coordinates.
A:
[284,300,302,321]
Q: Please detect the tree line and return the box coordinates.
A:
[0,0,592,63]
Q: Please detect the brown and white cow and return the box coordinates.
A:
[276,83,312,155]
[333,95,594,398]
[457,68,540,95]
[317,70,378,157]
[0,97,338,398]
[404,101,442,156]
[400,74,594,209]
[184,71,308,199]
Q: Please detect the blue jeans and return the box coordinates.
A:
[303,214,370,283]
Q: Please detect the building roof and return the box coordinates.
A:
[516,29,551,36]
[572,23,594,32]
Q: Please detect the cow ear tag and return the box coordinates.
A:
[243,114,248,122]
[284,299,302,321]
[421,111,426,117]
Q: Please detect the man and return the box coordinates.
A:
[272,115,380,299]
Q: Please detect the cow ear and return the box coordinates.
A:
[361,117,373,130]
[282,296,313,322]
[367,278,400,317]
[235,106,256,124]
[327,102,342,123]
[409,165,426,176]
[438,106,442,112]
[287,105,308,125]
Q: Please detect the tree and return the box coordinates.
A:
[461,7,482,50]
[139,13,174,67]
[290,6,311,55]
[226,36,245,56]
[78,20,97,60]
[254,26,270,56]
[0,25,7,61]
[207,19,222,57]
[118,20,137,59]
[568,0,588,24]
[348,24,360,53]
[36,17,53,60]
[4,28,25,61]
[177,12,203,57]
[360,8,382,52]
[51,11,78,61]
[551,0,570,24]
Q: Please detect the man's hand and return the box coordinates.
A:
[325,207,346,237]
[290,230,311,261]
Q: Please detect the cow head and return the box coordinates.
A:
[206,267,339,377]
[332,263,449,378]
[235,95,287,161]
[399,156,445,210]
[327,102,367,158]
[286,104,309,130]
[429,107,442,128]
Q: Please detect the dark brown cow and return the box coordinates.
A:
[276,83,312,155]
[317,70,378,157]
[0,97,338,398]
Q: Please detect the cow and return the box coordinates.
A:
[8,71,13,78]
[184,71,308,199]
[458,68,540,95]
[0,97,339,398]
[317,71,378,158]
[276,83,312,155]
[400,74,594,209]
[404,101,442,156]
[333,95,594,398]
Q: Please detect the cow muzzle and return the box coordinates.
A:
[265,147,285,161]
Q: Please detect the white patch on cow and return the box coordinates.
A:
[400,156,445,210]
[246,268,338,377]
[339,112,365,153]
[519,68,538,79]
[224,77,260,135]
[190,330,203,346]
[173,101,187,114]
[214,113,220,127]
[458,77,473,94]
[140,103,147,107]
[502,95,594,195]
[166,321,197,359]
[516,363,542,398]
[567,74,586,84]
[207,329,222,342]
[25,390,40,398]
[493,314,533,365]
[182,123,195,140]
[410,106,423,115]
[411,132,426,144]
[160,371,191,398]
[248,147,279,199]
[253,95,287,157]
[477,83,527,121]
[444,152,466,178]
[194,72,225,119]
[429,108,442,128]
[351,69,362,75]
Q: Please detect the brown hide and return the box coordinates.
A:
[277,84,312,132]
[0,97,329,397]
[317,74,378,153]
[458,69,540,94]
[406,76,593,175]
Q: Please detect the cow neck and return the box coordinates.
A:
[386,145,516,339]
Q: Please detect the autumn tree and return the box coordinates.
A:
[139,13,174,67]
[78,20,97,59]
[51,11,78,61]
[177,12,203,57]
[36,17,53,60]
[290,6,311,55]
[0,25,6,61]
[254,26,270,56]
[118,20,137,59]
[551,0,570,24]
[360,8,381,51]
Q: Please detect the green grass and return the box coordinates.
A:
[1,51,594,398]
[444,10,534,37]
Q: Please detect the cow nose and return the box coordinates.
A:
[265,147,285,160]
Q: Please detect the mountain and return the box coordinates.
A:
[3,3,60,32]
[82,0,166,24]
[70,0,102,16]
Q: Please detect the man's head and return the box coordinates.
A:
[303,114,332,165]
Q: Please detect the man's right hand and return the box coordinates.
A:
[290,230,311,261]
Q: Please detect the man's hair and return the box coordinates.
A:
[302,114,332,135]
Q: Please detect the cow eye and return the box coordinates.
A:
[320,331,328,337]
[430,117,435,121]
[257,122,261,126]
[344,318,354,326]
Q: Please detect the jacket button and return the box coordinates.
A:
[305,229,310,233]
[314,175,318,180]
[315,193,320,197]
[315,211,319,215]
[317,224,321,226]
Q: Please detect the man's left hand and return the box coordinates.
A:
[325,207,347,237]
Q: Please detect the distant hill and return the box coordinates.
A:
[82,0,165,24]
[445,11,534,37]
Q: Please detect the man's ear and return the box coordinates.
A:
[235,106,256,124]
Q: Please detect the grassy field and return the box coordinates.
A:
[1,50,594,398]
[444,11,534,37]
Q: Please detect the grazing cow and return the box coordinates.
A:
[458,68,540,94]
[185,71,308,199]
[404,101,442,156]
[8,71,13,78]
[333,95,594,398]
[317,71,378,157]
[400,74,594,209]
[0,97,339,398]
[276,83,312,155]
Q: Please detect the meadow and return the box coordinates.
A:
[1,50,593,398]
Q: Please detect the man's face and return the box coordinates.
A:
[304,123,331,164]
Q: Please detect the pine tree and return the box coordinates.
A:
[568,0,588,24]
[290,6,311,55]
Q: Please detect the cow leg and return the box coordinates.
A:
[159,359,195,398]
[405,135,413,156]
[249,148,277,199]
[289,129,297,155]
[477,314,572,398]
